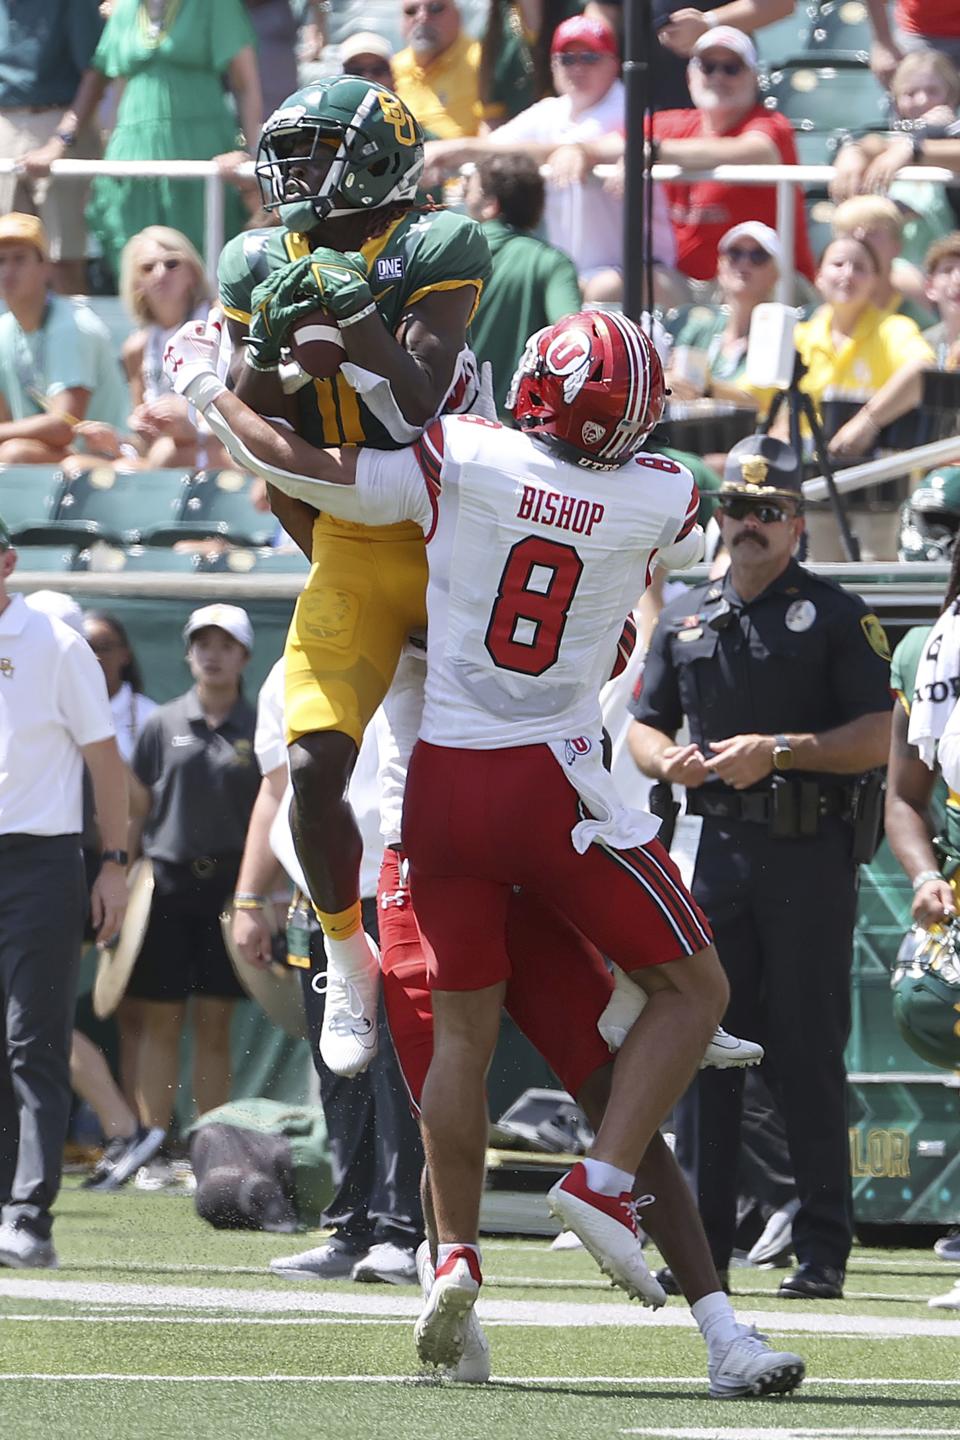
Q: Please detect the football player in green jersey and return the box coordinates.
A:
[218,77,491,1078]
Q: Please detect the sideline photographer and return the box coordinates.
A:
[626,434,891,1302]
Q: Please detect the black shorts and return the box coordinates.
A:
[127,858,246,1003]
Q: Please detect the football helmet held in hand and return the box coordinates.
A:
[891,920,960,1071]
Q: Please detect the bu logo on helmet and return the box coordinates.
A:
[377,92,418,146]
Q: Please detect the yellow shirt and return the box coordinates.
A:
[392,34,483,139]
[741,303,934,420]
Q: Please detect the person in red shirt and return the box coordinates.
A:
[867,0,960,89]
[650,26,814,284]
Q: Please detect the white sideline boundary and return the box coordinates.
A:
[2,1277,960,1338]
[0,1373,957,1391]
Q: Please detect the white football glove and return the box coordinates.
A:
[597,962,647,1051]
[162,309,227,412]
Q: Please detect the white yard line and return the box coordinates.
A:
[621,1429,960,1439]
[0,1373,957,1392]
[1,1277,959,1338]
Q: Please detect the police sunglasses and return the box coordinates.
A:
[718,498,792,523]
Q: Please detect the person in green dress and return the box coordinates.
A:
[23,0,262,282]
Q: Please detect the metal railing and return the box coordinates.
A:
[4,155,958,297]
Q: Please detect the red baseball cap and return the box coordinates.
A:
[550,15,619,58]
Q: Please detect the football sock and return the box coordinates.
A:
[316,904,374,977]
[581,1159,635,1196]
[691,1291,740,1351]
[315,900,362,941]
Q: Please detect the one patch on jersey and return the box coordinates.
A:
[784,599,817,632]
[861,612,891,661]
[374,254,405,284]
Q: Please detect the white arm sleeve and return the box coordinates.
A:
[254,660,288,776]
[657,525,705,570]
[201,401,432,528]
[937,702,960,794]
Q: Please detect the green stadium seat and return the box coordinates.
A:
[0,465,67,542]
[200,546,310,574]
[761,62,891,133]
[755,5,815,67]
[805,0,873,62]
[12,543,83,572]
[86,545,204,573]
[151,469,277,548]
[40,467,193,545]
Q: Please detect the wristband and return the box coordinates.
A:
[912,869,943,892]
[182,371,227,414]
[234,893,269,910]
[337,300,378,329]
[56,129,77,149]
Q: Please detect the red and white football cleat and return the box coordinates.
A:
[547,1163,666,1308]
[414,1245,483,1371]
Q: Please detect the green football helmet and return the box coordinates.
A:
[255,77,424,231]
[891,921,960,1071]
[897,466,960,562]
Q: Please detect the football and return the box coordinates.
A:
[288,305,345,379]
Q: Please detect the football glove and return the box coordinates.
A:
[162,310,226,411]
[248,248,374,366]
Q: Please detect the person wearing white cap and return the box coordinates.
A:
[666,220,781,399]
[339,31,395,87]
[120,603,260,1183]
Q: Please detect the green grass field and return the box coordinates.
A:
[2,1181,959,1440]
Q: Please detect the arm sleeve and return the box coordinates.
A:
[627,613,684,733]
[254,663,288,775]
[827,597,894,721]
[56,636,115,747]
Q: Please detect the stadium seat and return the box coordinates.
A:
[755,5,815,67]
[804,0,873,62]
[152,469,277,548]
[85,545,204,573]
[39,467,193,546]
[761,62,891,133]
[0,465,67,542]
[12,543,83,572]
[200,546,310,574]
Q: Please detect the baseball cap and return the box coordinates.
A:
[24,589,85,633]
[339,31,393,66]
[719,221,782,267]
[721,435,803,505]
[550,15,619,58]
[183,603,254,651]
[692,26,758,70]
[0,211,49,259]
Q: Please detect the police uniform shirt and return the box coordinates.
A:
[132,686,259,864]
[630,557,892,790]
[0,593,114,836]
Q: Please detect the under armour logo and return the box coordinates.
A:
[380,888,409,910]
[163,344,182,372]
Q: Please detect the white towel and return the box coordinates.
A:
[547,735,661,854]
[907,604,960,769]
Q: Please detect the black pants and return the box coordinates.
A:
[0,834,86,1240]
[300,897,424,1252]
[674,817,857,1275]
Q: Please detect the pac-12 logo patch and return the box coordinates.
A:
[581,420,606,445]
[564,736,592,765]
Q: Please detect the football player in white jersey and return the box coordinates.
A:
[163,309,738,1371]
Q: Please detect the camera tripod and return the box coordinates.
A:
[759,351,861,563]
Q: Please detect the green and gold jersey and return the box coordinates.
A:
[218,207,491,452]
[891,624,958,864]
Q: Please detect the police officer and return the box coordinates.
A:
[125,604,260,1169]
[627,434,892,1300]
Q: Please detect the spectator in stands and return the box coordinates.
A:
[392,0,485,139]
[923,230,960,362]
[0,1,103,295]
[478,0,581,126]
[656,0,795,65]
[125,605,259,1182]
[118,226,230,471]
[0,213,130,465]
[23,0,263,284]
[422,16,677,302]
[339,32,396,86]
[830,51,960,270]
[666,219,781,399]
[463,153,581,417]
[742,235,934,457]
[866,0,960,88]
[831,195,931,325]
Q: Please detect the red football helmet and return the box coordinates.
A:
[507,310,666,470]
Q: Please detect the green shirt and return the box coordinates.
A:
[0,0,103,108]
[891,624,957,862]
[0,294,129,431]
[471,218,581,418]
[667,304,748,386]
[218,208,492,449]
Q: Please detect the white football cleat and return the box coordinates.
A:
[547,1163,666,1309]
[708,1324,805,1399]
[416,1242,491,1381]
[928,1280,960,1310]
[597,964,764,1069]
[315,932,380,1078]
[414,1245,483,1372]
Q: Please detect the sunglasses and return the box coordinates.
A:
[138,257,182,274]
[723,245,771,266]
[719,499,791,523]
[344,60,392,79]
[403,1,446,14]
[554,50,605,67]
[696,58,746,77]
